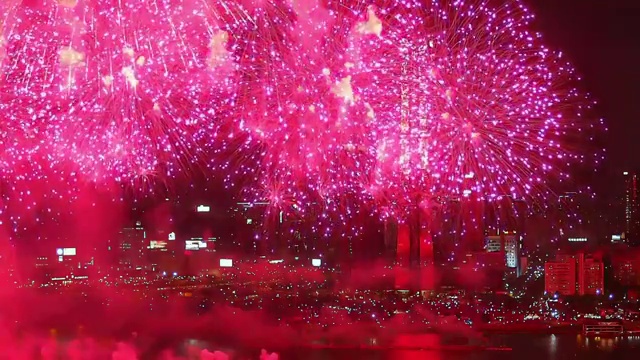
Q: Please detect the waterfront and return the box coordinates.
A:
[269,334,640,360]
[8,333,637,359]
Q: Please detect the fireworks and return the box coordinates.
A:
[226,0,377,212]
[0,0,601,233]
[223,0,602,222]
[1,0,235,183]
[350,0,602,218]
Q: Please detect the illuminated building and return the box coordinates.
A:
[484,236,502,253]
[483,195,527,276]
[614,260,640,287]
[118,221,147,269]
[624,172,639,244]
[544,253,604,296]
[611,234,626,244]
[182,236,220,274]
[545,256,577,296]
[234,202,269,255]
[484,231,521,272]
[612,249,640,287]
[623,171,640,243]
[578,253,604,296]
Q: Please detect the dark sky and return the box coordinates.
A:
[532,0,640,181]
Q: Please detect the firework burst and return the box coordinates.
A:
[222,0,602,225]
[349,0,601,218]
[1,0,236,184]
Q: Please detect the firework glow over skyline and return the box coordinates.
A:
[220,0,602,223]
[0,0,602,236]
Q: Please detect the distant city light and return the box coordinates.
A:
[149,240,167,249]
[624,171,629,176]
[62,248,76,256]
[56,248,63,256]
[197,205,211,212]
[464,172,475,179]
[568,237,588,242]
[185,240,207,250]
[220,259,233,268]
[168,232,176,241]
[311,259,322,267]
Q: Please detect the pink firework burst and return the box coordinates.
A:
[1,0,236,185]
[346,0,602,217]
[223,0,602,223]
[225,0,378,209]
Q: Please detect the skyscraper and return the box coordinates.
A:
[624,172,639,244]
[118,221,146,269]
[544,253,604,296]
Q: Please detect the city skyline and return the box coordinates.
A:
[0,1,639,358]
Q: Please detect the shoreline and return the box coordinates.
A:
[476,323,580,334]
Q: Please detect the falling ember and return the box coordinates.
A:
[208,30,231,68]
[121,66,139,88]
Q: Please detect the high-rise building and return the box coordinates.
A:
[234,202,268,255]
[624,172,640,244]
[577,253,604,296]
[612,249,640,287]
[118,221,146,269]
[545,255,577,296]
[484,232,519,268]
[544,253,604,296]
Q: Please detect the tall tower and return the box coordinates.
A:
[624,172,638,244]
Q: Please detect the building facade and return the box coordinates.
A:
[544,253,604,296]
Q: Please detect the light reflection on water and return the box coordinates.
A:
[7,333,640,359]
[292,334,640,360]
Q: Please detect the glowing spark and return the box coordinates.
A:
[332,75,355,104]
[58,47,85,67]
[56,0,78,8]
[208,30,230,68]
[121,66,139,88]
[357,7,383,37]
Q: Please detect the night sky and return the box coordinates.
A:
[533,0,640,196]
[183,1,640,206]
